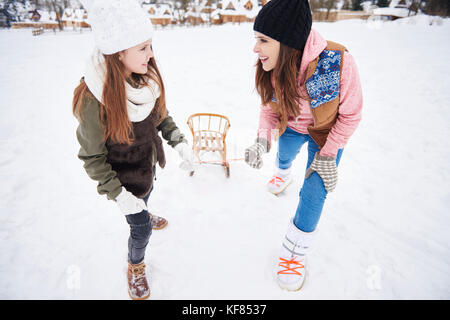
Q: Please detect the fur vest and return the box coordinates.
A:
[105,112,166,199]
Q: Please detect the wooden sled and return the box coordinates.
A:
[187,113,231,178]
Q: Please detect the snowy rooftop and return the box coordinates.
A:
[372,7,410,18]
[61,8,85,22]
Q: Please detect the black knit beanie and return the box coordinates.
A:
[254,0,312,52]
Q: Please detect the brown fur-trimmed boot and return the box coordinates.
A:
[127,261,150,300]
[150,213,168,230]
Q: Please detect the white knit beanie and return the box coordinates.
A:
[80,0,154,55]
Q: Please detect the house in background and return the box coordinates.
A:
[62,8,89,29]
[313,9,371,22]
[143,2,175,26]
[11,6,90,30]
[142,2,157,15]
[29,9,41,22]
[185,6,205,25]
[218,0,248,23]
[243,0,259,22]
[12,9,58,29]
[201,0,216,14]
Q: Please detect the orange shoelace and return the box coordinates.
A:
[268,176,285,187]
[277,257,304,276]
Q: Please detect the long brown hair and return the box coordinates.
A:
[72,50,167,145]
[255,44,308,137]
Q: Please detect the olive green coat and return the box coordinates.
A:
[75,93,187,200]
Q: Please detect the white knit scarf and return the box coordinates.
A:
[83,49,160,123]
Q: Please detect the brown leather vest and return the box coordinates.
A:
[304,41,348,148]
[105,112,166,199]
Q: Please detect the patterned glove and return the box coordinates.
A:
[245,137,270,169]
[305,152,338,193]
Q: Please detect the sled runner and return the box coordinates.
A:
[187,113,231,178]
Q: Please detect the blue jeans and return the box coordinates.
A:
[277,127,344,233]
[125,188,153,264]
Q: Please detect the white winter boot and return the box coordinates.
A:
[267,167,292,195]
[276,219,315,291]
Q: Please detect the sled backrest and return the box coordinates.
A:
[187,113,230,141]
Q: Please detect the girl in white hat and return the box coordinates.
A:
[73,0,194,300]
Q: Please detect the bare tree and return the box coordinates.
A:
[174,0,191,25]
[351,0,363,11]
[204,0,215,26]
[49,0,62,30]
[309,0,339,21]
[407,0,422,16]
[423,0,450,17]
[377,0,390,7]
[342,0,352,10]
[324,0,338,20]
[309,0,325,13]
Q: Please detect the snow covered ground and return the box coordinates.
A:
[0,18,449,299]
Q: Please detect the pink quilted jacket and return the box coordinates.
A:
[257,29,363,157]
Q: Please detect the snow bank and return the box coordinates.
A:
[392,14,450,27]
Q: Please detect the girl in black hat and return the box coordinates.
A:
[245,0,363,291]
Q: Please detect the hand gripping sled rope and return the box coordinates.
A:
[187,113,243,178]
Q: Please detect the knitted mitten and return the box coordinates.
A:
[305,152,338,193]
[245,137,270,169]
